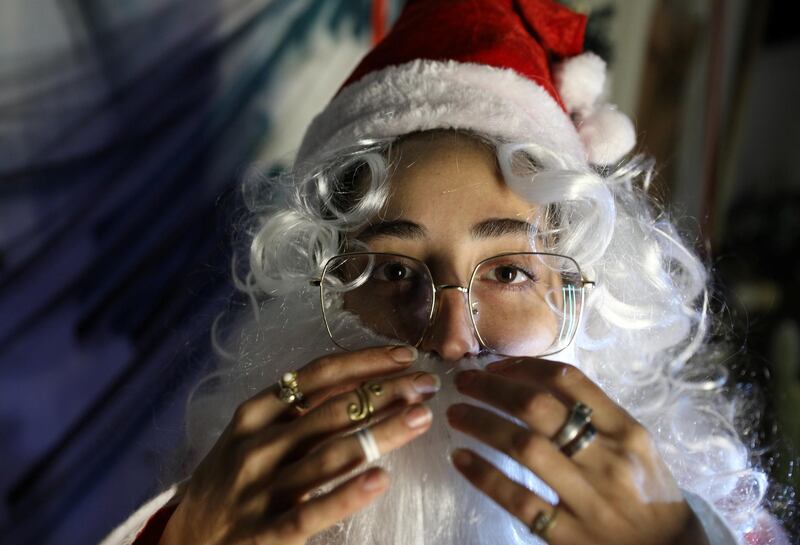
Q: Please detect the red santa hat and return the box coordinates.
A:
[297,0,636,168]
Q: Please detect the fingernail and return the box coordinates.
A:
[389,345,418,364]
[455,370,477,388]
[362,469,387,492]
[412,372,441,394]
[404,405,432,429]
[452,449,472,468]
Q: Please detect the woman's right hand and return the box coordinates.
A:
[159,345,438,545]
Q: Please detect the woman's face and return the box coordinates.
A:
[339,131,568,361]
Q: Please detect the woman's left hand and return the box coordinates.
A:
[446,358,709,545]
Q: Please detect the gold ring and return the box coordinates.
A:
[530,504,559,541]
[348,382,384,422]
[276,371,308,410]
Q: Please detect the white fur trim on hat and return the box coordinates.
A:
[297,59,588,169]
[579,104,636,166]
[554,52,637,165]
[553,52,607,115]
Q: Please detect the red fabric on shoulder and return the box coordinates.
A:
[131,503,178,545]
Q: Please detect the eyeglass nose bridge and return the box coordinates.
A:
[432,284,477,313]
[427,283,477,328]
[419,282,486,354]
[434,284,468,293]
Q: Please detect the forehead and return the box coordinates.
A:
[382,132,537,222]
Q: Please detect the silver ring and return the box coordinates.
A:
[552,401,592,449]
[355,428,381,463]
[561,422,597,457]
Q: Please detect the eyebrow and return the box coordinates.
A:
[356,217,533,241]
[470,218,534,239]
[356,220,427,242]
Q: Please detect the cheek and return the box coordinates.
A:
[470,294,559,356]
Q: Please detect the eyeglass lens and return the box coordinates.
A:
[320,253,583,357]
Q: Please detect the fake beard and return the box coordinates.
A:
[188,289,577,545]
[309,350,560,545]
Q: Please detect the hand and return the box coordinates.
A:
[446,358,709,545]
[161,346,439,545]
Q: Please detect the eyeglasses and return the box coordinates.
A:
[310,252,595,358]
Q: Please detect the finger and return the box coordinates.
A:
[484,359,631,434]
[234,371,439,485]
[282,371,440,450]
[447,403,604,517]
[269,403,432,501]
[451,449,588,544]
[262,468,389,544]
[232,345,419,433]
[453,370,571,436]
[297,345,420,402]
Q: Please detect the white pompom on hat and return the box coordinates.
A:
[297,0,636,168]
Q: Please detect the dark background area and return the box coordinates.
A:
[0,1,797,543]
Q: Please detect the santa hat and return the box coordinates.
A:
[297,0,636,168]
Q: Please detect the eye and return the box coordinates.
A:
[373,262,416,281]
[485,265,534,284]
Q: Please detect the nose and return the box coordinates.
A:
[419,286,481,362]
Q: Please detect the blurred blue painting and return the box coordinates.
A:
[0,1,402,543]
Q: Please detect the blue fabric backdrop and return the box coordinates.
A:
[0,1,402,543]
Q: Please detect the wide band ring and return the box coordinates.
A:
[276,371,309,410]
[355,428,381,463]
[553,401,593,449]
[561,421,597,457]
[348,382,384,422]
[530,504,559,541]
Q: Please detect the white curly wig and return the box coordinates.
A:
[166,127,788,545]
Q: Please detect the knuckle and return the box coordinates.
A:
[593,503,619,530]
[512,432,549,466]
[315,395,348,426]
[238,445,264,476]
[622,423,654,453]
[603,455,635,485]
[231,402,253,432]
[318,443,349,474]
[509,488,538,520]
[519,392,553,421]
[551,364,584,390]
[311,355,340,382]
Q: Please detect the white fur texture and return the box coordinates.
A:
[553,52,607,115]
[296,59,588,169]
[579,104,637,166]
[553,52,636,165]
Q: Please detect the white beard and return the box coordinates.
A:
[185,290,578,545]
[309,351,558,545]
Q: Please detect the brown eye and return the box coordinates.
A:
[495,266,519,283]
[481,264,536,285]
[374,262,415,281]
